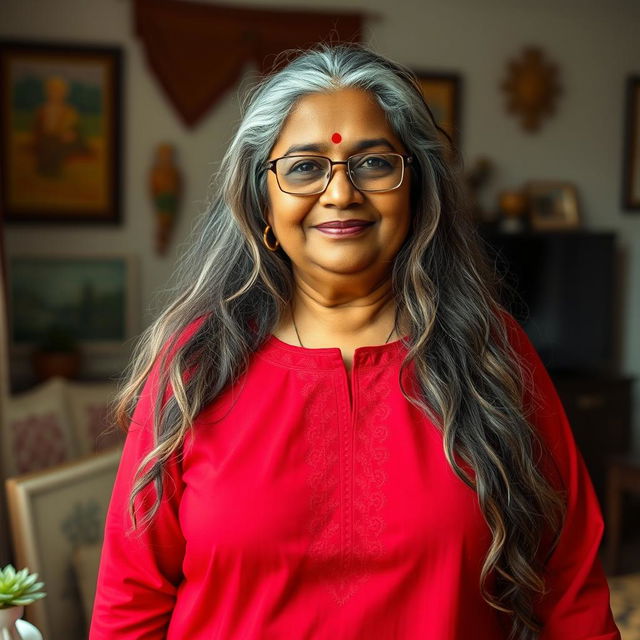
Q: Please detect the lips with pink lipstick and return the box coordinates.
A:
[313,219,374,237]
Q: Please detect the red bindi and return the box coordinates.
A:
[331,132,342,144]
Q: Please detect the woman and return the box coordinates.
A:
[90,44,619,639]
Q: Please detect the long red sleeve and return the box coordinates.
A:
[506,319,620,639]
[89,359,185,639]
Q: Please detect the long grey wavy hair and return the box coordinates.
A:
[116,42,565,640]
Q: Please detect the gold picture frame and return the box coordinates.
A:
[0,40,123,223]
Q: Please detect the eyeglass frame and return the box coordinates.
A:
[263,152,415,195]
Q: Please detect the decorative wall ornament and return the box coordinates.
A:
[501,46,562,133]
[149,143,181,255]
[134,0,366,128]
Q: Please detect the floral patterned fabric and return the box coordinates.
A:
[2,377,119,477]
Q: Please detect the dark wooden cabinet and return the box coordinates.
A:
[478,227,635,528]
[478,228,634,515]
[552,374,634,509]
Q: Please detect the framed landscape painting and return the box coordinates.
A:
[8,255,137,352]
[0,41,122,223]
[414,71,462,152]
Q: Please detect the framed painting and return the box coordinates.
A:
[6,447,122,639]
[526,181,581,230]
[622,75,640,210]
[8,255,137,352]
[414,71,462,152]
[0,40,123,223]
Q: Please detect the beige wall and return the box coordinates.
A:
[2,0,640,443]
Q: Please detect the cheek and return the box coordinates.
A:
[381,193,412,248]
[399,183,413,228]
[383,189,412,223]
[268,197,311,231]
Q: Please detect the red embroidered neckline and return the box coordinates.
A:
[257,334,410,370]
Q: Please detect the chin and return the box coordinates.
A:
[314,256,381,275]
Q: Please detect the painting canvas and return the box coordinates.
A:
[0,41,122,223]
[9,255,136,349]
[6,448,121,639]
[415,72,462,151]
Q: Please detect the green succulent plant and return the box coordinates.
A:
[0,565,46,608]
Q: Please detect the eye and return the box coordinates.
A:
[355,154,393,170]
[352,154,397,176]
[287,158,324,174]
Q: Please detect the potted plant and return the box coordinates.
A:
[0,564,45,639]
[31,324,82,381]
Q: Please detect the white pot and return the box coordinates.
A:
[0,607,42,640]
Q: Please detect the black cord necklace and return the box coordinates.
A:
[291,307,398,348]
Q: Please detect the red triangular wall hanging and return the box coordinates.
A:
[134,0,366,127]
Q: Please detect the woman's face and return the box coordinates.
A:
[265,88,412,284]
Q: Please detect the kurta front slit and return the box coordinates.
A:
[89,319,620,639]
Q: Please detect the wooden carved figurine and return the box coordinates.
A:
[150,143,181,254]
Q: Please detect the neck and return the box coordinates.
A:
[283,271,399,348]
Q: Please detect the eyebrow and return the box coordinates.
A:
[283,137,396,156]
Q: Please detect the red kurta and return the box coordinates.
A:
[90,318,620,639]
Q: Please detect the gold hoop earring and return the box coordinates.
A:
[263,224,280,251]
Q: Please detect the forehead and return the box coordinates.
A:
[270,87,404,156]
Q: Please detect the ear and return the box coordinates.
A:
[265,207,274,229]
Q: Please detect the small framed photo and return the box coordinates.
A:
[0,40,123,223]
[8,255,137,353]
[622,76,640,210]
[6,448,122,639]
[526,181,581,231]
[414,71,462,152]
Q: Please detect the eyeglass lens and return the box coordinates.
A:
[275,153,405,194]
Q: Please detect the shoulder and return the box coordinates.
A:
[150,314,211,378]
[495,307,530,353]
[162,315,210,357]
[137,314,211,407]
[495,308,550,404]
[496,310,579,488]
[495,309,547,392]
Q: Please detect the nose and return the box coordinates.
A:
[318,163,364,208]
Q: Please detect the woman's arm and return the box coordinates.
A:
[89,361,186,639]
[505,316,620,639]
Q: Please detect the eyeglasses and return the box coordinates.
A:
[264,152,414,195]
